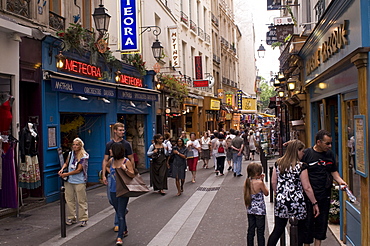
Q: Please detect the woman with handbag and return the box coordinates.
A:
[169,138,188,196]
[109,142,135,245]
[186,132,201,183]
[58,138,89,227]
[147,134,168,195]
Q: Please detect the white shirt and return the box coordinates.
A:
[186,139,201,157]
[201,136,211,150]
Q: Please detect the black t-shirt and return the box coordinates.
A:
[301,147,338,200]
[104,139,133,157]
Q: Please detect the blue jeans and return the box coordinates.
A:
[232,153,242,175]
[107,175,119,226]
[110,192,129,239]
[247,214,265,246]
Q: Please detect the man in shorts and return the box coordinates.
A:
[300,129,347,245]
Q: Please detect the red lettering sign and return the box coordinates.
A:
[117,74,143,87]
[61,59,102,79]
[194,56,203,80]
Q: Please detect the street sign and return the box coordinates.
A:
[193,80,208,87]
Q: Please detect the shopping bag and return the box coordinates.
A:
[116,168,149,197]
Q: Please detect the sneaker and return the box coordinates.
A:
[114,226,119,232]
[124,230,129,237]
[227,166,232,171]
[233,172,236,177]
[80,221,87,227]
[237,174,243,177]
[116,238,123,245]
[66,219,77,225]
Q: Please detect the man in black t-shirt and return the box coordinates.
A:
[300,130,347,246]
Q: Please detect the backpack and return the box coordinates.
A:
[218,141,225,153]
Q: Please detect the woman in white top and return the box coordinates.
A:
[248,131,256,161]
[186,132,201,183]
[200,132,211,168]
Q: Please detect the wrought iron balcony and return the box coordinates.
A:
[49,11,65,32]
[211,13,219,26]
[205,33,210,43]
[6,0,30,18]
[180,11,189,26]
[190,20,197,33]
[198,27,204,39]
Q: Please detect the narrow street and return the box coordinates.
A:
[0,155,341,246]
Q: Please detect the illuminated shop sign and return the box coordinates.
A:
[306,20,349,77]
[59,59,102,79]
[117,90,158,101]
[51,78,116,98]
[116,74,143,87]
[121,0,139,52]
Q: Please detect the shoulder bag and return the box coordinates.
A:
[116,167,149,197]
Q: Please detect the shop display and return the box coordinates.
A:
[19,123,41,189]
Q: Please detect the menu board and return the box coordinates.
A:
[354,115,367,177]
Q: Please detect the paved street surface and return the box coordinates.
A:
[0,154,342,246]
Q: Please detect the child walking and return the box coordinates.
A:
[244,162,269,246]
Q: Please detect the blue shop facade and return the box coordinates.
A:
[299,0,370,244]
[42,36,158,203]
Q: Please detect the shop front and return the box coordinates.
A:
[182,95,204,136]
[41,36,158,202]
[299,1,370,243]
[0,20,33,213]
[203,97,220,131]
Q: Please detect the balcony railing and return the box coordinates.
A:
[7,0,30,18]
[49,11,65,31]
[211,13,219,26]
[213,54,221,64]
[181,11,189,26]
[221,36,229,48]
[198,27,204,39]
[205,33,210,43]
[190,20,197,33]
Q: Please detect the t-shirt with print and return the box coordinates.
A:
[301,147,338,200]
[104,139,133,158]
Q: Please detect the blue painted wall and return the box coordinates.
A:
[41,36,157,202]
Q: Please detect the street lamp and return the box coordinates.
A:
[287,78,296,91]
[257,44,266,58]
[141,26,163,61]
[93,1,111,36]
[151,39,163,62]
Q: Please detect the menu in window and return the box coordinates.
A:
[355,115,367,177]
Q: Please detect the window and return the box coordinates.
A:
[49,0,61,14]
[83,0,92,30]
[346,99,360,210]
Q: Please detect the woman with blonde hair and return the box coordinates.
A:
[58,137,89,227]
[267,139,319,245]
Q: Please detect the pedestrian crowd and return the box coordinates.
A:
[57,123,347,246]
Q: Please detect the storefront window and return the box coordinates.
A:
[118,114,146,169]
[346,100,360,210]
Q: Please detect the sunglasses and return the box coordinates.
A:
[321,141,332,145]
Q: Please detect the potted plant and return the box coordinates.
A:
[329,185,340,224]
[127,54,147,76]
[159,74,188,102]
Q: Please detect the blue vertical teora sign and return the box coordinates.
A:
[121,0,139,52]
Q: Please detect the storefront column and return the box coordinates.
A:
[351,52,369,243]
